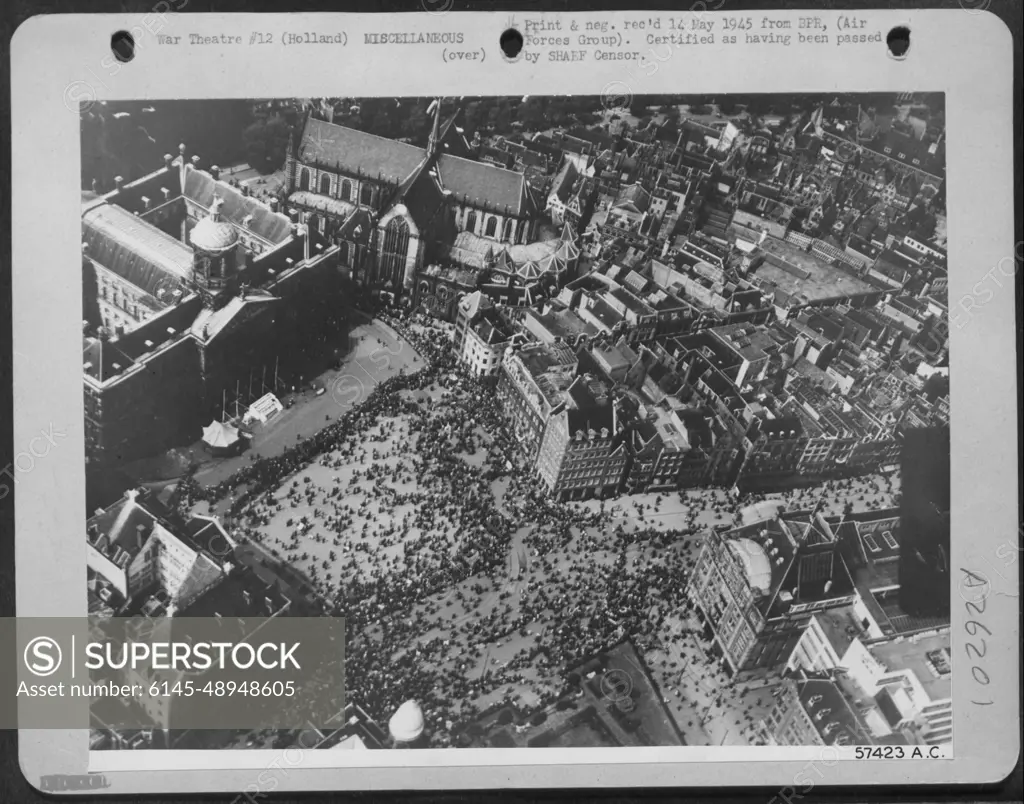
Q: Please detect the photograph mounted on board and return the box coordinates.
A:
[79,92,951,752]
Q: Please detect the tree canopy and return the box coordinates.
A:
[242,114,292,173]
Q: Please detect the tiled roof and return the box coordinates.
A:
[548,159,579,202]
[437,154,535,216]
[614,183,651,213]
[288,190,356,219]
[299,116,537,217]
[87,491,162,560]
[82,202,192,300]
[183,167,293,244]
[299,116,424,184]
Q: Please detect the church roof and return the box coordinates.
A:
[183,167,293,244]
[299,116,424,184]
[437,112,472,158]
[82,202,192,300]
[447,229,573,274]
[506,236,566,266]
[337,208,374,242]
[437,154,535,216]
[299,115,537,217]
[288,190,357,219]
[391,161,448,230]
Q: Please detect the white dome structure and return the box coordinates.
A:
[388,699,425,743]
[727,538,773,595]
[190,197,239,253]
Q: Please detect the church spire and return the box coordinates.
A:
[427,98,442,157]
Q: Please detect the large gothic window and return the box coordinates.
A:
[380,217,411,287]
[340,179,352,202]
[503,219,515,242]
[319,173,331,195]
[484,216,498,238]
[299,168,311,192]
[360,184,373,206]
[465,210,477,234]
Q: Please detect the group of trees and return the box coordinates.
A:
[306,96,611,144]
[329,97,440,144]
[242,114,293,173]
[460,96,605,138]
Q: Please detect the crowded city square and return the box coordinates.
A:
[177,310,900,747]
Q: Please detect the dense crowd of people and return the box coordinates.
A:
[184,308,898,748]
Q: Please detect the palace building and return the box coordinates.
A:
[82,145,344,468]
[82,100,578,469]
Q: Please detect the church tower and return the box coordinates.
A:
[189,196,241,308]
[426,98,442,157]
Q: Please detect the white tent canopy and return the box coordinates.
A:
[202,420,241,449]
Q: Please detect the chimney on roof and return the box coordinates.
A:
[91,178,99,194]
[210,165,220,181]
[141,195,151,210]
[164,153,173,168]
[241,183,250,197]
[114,175,124,189]
[191,155,200,168]
[269,197,279,213]
[288,208,299,223]
[161,187,170,202]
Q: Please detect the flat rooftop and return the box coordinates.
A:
[755,238,880,303]
[869,631,951,703]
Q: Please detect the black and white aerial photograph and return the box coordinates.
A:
[80,93,952,752]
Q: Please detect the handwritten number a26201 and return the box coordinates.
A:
[961,568,993,706]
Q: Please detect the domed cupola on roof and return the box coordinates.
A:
[190,196,239,253]
[190,196,241,307]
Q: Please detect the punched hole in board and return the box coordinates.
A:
[500,28,524,59]
[111,30,136,63]
[886,26,910,59]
